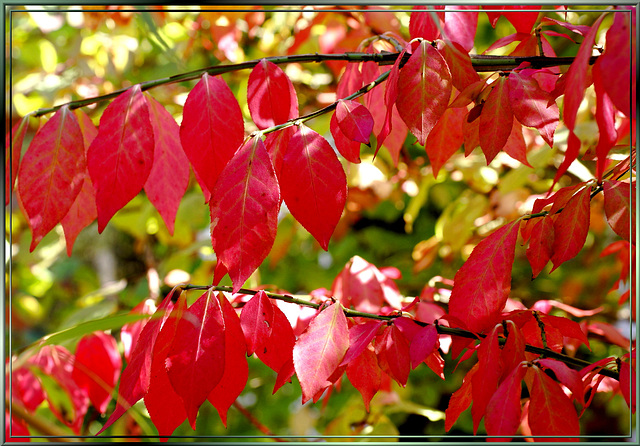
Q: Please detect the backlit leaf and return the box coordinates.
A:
[180,73,244,202]
[471,325,502,433]
[18,105,85,251]
[375,324,411,387]
[87,85,154,232]
[485,364,527,440]
[210,137,280,292]
[592,58,617,182]
[293,303,349,403]
[5,117,28,205]
[280,124,347,250]
[448,220,520,333]
[397,40,452,146]
[340,320,384,366]
[438,40,480,91]
[409,5,444,41]
[255,303,296,393]
[603,180,635,244]
[240,290,275,356]
[248,59,298,129]
[526,216,555,278]
[479,76,512,164]
[335,99,374,144]
[426,107,465,178]
[550,186,590,271]
[445,363,478,431]
[330,111,361,163]
[409,324,439,370]
[443,6,478,52]
[346,346,381,412]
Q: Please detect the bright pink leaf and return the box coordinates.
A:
[603,180,635,244]
[550,186,591,271]
[210,137,280,292]
[330,111,361,163]
[503,117,531,166]
[87,85,154,232]
[443,6,478,52]
[377,47,407,153]
[448,220,520,333]
[485,364,527,439]
[144,94,189,235]
[98,291,176,434]
[409,324,439,369]
[528,366,580,441]
[335,99,374,144]
[409,5,444,41]
[346,346,381,412]
[120,298,156,363]
[397,41,451,146]
[376,324,411,387]
[426,107,466,178]
[18,105,85,251]
[293,303,349,403]
[255,304,296,393]
[484,6,541,34]
[145,292,187,438]
[508,70,559,148]
[438,40,480,92]
[166,290,226,429]
[10,366,45,412]
[340,320,384,366]
[61,110,98,256]
[280,124,347,250]
[479,76,513,163]
[72,332,122,415]
[6,410,30,441]
[536,358,584,405]
[240,290,275,356]
[208,294,249,426]
[336,62,363,99]
[180,73,244,202]
[526,216,555,278]
[5,117,28,205]
[248,59,298,129]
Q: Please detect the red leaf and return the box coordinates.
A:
[5,410,30,441]
[376,47,407,152]
[240,290,275,356]
[5,117,28,205]
[479,76,513,164]
[10,366,45,412]
[144,94,189,235]
[502,117,531,167]
[485,364,527,439]
[120,298,156,363]
[550,186,590,271]
[426,107,465,178]
[166,290,226,429]
[210,137,280,292]
[500,321,526,377]
[443,6,478,52]
[528,365,580,440]
[340,320,384,366]
[409,5,444,41]
[484,6,541,34]
[445,363,478,431]
[603,180,635,244]
[409,324,439,369]
[18,105,85,251]
[61,110,98,256]
[592,59,618,182]
[72,332,122,415]
[145,291,187,438]
[248,59,298,129]
[508,70,559,148]
[346,346,381,412]
[255,304,296,393]
[536,358,584,405]
[397,40,452,146]
[208,294,249,426]
[618,360,636,413]
[87,85,154,232]
[280,124,347,250]
[98,290,176,435]
[335,99,374,144]
[264,126,296,178]
[471,325,503,433]
[526,216,555,278]
[336,62,363,99]
[599,10,635,118]
[293,303,349,403]
[438,40,480,92]
[448,220,520,333]
[179,73,244,202]
[375,324,411,387]
[330,111,361,164]
[542,314,590,349]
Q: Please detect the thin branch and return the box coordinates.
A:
[7,400,80,442]
[231,401,289,441]
[180,285,620,380]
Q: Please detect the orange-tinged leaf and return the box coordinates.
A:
[144,94,189,235]
[409,5,444,41]
[443,7,478,53]
[397,40,452,146]
[346,346,381,412]
[208,294,249,426]
[145,292,187,438]
[280,124,347,250]
[166,290,226,429]
[426,107,465,178]
[293,303,349,403]
[87,85,155,232]
[526,216,555,278]
[438,40,480,91]
[502,117,531,167]
[448,220,520,333]
[335,99,374,144]
[550,186,590,271]
[528,366,580,441]
[180,73,244,202]
[240,290,275,356]
[508,70,559,148]
[485,364,527,440]
[18,105,85,251]
[479,76,513,163]
[603,180,635,244]
[210,137,280,293]
[5,117,28,205]
[445,363,478,431]
[248,59,298,129]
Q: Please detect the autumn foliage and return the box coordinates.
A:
[6,5,636,442]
